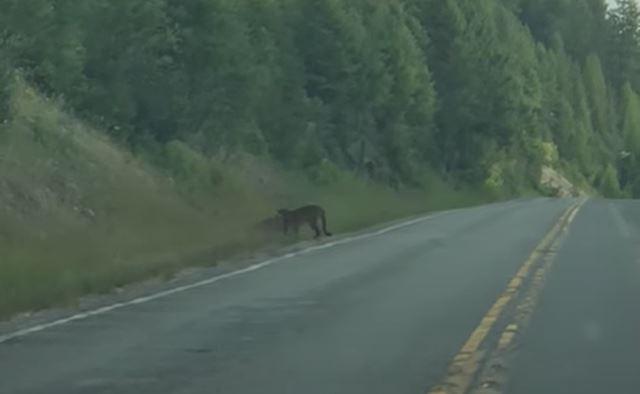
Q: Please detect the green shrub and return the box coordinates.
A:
[164,140,224,191]
[599,164,623,198]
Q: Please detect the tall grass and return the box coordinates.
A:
[0,80,492,319]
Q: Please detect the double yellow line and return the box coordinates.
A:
[427,200,585,394]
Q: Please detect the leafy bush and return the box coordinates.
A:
[599,164,623,198]
[164,140,224,191]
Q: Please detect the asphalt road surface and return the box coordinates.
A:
[1,198,639,394]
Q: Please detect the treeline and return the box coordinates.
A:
[2,0,640,196]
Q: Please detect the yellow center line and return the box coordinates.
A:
[427,200,585,394]
[471,198,585,394]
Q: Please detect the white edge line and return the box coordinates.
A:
[0,208,461,345]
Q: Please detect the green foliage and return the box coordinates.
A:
[621,82,640,154]
[516,0,608,60]
[163,140,224,192]
[599,164,623,197]
[307,159,343,186]
[1,0,640,197]
[607,0,640,90]
[9,0,640,319]
[0,81,487,319]
[584,54,611,137]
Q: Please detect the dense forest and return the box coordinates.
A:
[2,0,640,196]
[6,0,640,319]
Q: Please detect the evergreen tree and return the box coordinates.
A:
[0,0,638,196]
[606,0,640,89]
[584,54,609,135]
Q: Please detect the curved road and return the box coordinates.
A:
[1,198,638,394]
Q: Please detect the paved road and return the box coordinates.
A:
[1,198,638,394]
[508,199,640,394]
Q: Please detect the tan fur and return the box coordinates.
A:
[277,205,332,238]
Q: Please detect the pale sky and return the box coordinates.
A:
[607,0,640,6]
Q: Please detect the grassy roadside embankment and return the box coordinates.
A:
[0,82,492,320]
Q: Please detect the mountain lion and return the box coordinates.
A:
[277,205,332,238]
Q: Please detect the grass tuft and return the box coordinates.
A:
[0,80,492,320]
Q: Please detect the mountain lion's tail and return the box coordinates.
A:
[321,211,332,236]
